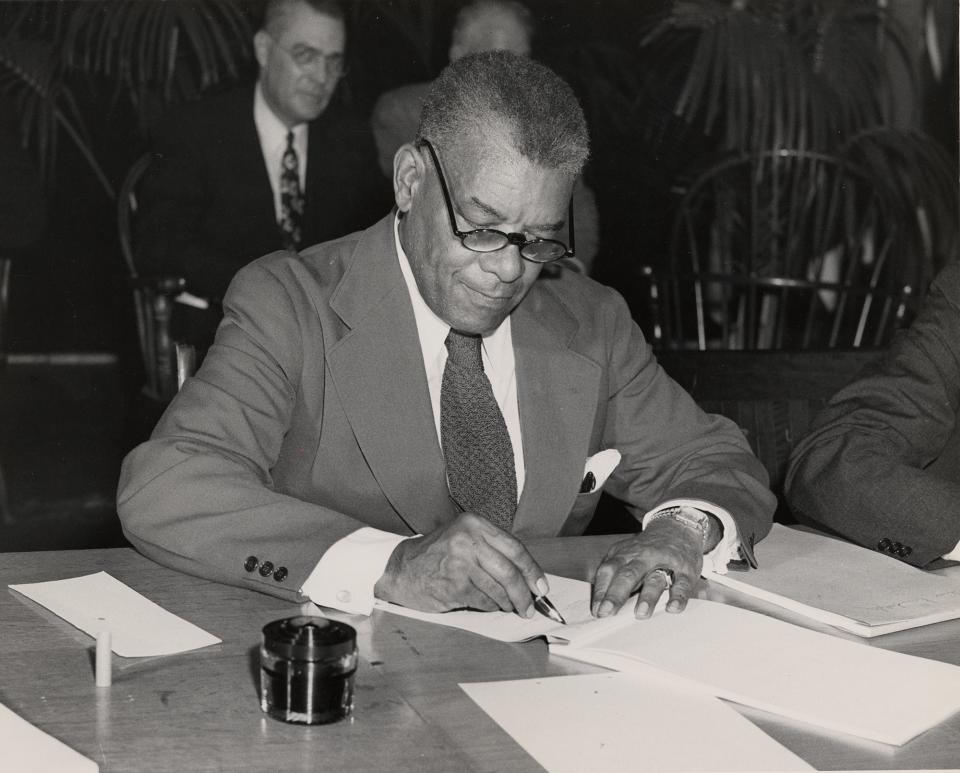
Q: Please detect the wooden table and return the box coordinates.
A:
[3,539,959,771]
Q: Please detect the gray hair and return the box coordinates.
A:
[417,51,589,175]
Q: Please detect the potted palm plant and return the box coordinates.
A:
[633,0,958,348]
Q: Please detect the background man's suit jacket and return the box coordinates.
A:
[118,214,775,601]
[786,262,960,566]
[136,84,391,301]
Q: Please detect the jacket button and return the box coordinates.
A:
[259,560,275,577]
[896,545,910,557]
[901,545,913,557]
[877,538,891,551]
[273,566,288,582]
[244,556,259,572]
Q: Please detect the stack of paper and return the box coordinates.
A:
[379,573,960,745]
[462,673,812,772]
[0,702,98,772]
[549,598,960,745]
[705,524,960,637]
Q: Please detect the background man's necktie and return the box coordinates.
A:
[440,329,517,530]
[279,130,303,251]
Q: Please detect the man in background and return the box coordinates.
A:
[136,0,389,346]
[371,0,599,273]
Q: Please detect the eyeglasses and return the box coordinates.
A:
[270,36,346,78]
[418,139,576,263]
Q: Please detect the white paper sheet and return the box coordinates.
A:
[9,571,221,657]
[706,524,960,636]
[373,573,631,641]
[0,702,98,773]
[551,598,960,746]
[461,673,812,772]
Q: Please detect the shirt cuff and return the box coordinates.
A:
[300,527,410,615]
[641,499,741,575]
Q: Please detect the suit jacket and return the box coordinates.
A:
[786,262,960,567]
[118,214,774,601]
[136,84,391,301]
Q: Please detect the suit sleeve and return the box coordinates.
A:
[117,260,372,600]
[598,289,775,551]
[785,264,960,566]
[135,117,248,299]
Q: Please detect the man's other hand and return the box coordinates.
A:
[373,513,547,616]
[591,517,703,619]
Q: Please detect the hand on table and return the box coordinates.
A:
[373,512,547,616]
[591,516,703,619]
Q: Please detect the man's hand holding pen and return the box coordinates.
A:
[591,514,721,619]
[374,513,551,617]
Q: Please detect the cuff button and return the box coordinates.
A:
[258,560,275,577]
[336,590,352,603]
[273,566,288,582]
[243,556,259,573]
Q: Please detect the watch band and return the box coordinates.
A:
[646,505,710,552]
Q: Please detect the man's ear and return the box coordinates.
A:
[253,30,271,69]
[393,143,424,214]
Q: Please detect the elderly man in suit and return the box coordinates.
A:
[119,52,773,621]
[136,0,389,344]
[787,262,960,567]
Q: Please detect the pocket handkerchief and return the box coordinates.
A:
[581,449,622,492]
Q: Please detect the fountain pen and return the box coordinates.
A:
[533,594,567,624]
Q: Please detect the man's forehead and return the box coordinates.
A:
[276,7,345,47]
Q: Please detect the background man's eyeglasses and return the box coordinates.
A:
[418,139,576,263]
[270,36,346,78]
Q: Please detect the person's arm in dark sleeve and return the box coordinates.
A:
[786,264,960,566]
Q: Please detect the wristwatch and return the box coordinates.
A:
[646,505,711,552]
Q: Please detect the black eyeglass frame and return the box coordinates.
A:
[417,138,576,263]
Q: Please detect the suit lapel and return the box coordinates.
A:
[510,282,602,537]
[326,217,458,535]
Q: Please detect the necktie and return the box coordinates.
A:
[279,131,303,251]
[440,329,517,530]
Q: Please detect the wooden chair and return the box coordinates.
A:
[118,153,195,402]
[657,348,883,520]
[643,151,917,350]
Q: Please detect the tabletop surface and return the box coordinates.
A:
[3,538,960,772]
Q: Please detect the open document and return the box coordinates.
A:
[462,673,812,772]
[705,523,960,637]
[378,574,960,745]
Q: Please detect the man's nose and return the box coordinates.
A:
[480,245,525,284]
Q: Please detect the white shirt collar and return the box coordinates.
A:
[253,81,308,150]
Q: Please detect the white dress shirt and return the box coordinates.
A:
[302,215,742,614]
[253,82,308,223]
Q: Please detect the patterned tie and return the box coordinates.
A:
[440,329,517,530]
[279,130,303,251]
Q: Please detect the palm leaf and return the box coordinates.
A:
[0,34,114,199]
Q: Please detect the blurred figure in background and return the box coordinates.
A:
[136,0,390,350]
[371,0,599,274]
